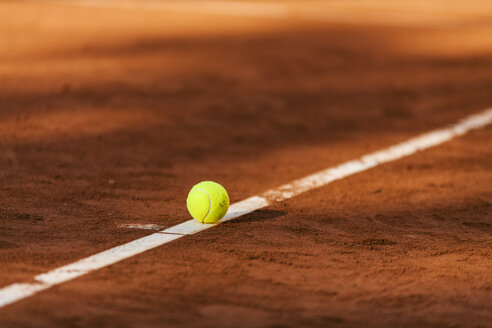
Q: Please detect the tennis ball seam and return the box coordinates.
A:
[195,188,211,223]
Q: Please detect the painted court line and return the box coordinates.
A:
[117,223,165,231]
[1,108,492,308]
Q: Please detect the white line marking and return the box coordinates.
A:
[117,223,165,231]
[33,233,183,286]
[1,107,492,308]
[0,283,46,308]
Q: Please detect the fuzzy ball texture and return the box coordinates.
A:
[186,181,230,223]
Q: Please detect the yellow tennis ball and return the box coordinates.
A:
[186,181,230,223]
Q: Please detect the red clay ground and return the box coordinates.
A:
[0,1,491,327]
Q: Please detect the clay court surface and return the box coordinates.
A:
[1,1,492,327]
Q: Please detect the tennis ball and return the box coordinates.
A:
[186,181,230,223]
